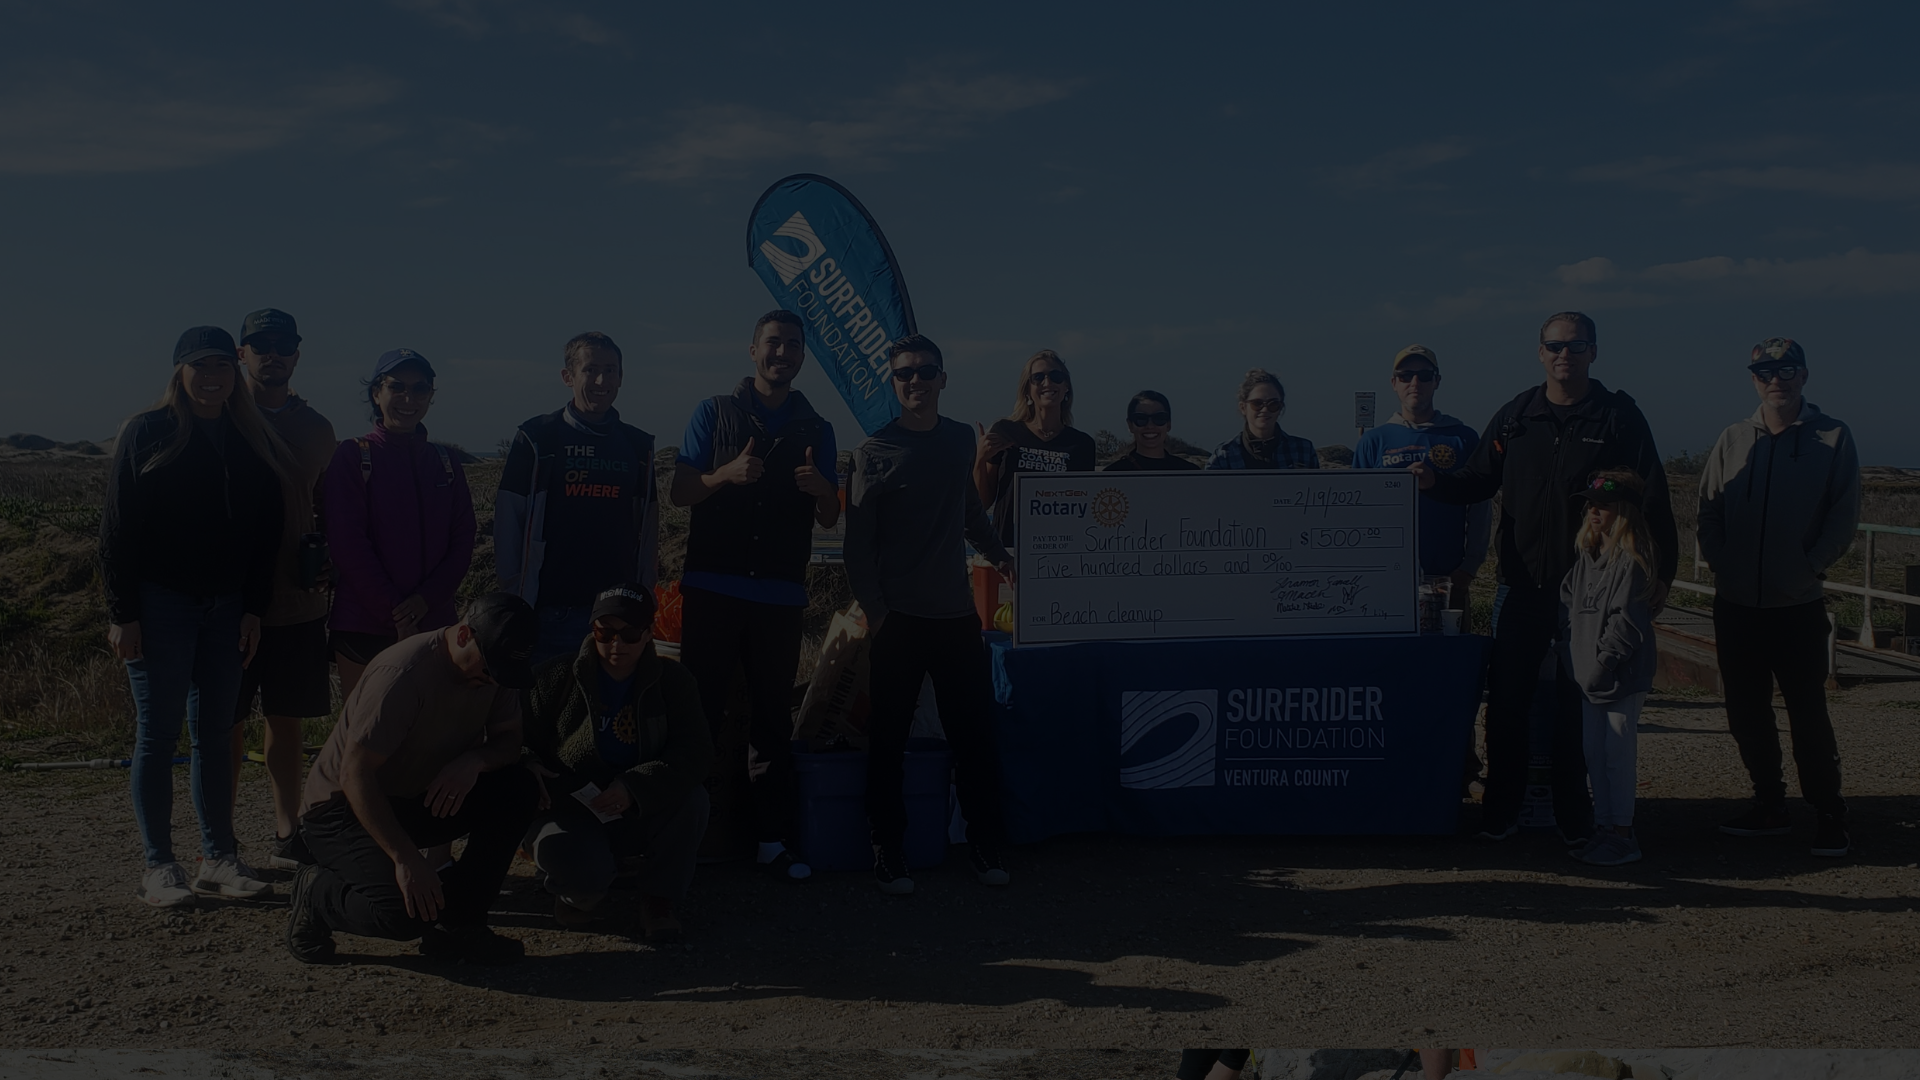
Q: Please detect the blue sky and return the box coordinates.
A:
[1,0,1913,464]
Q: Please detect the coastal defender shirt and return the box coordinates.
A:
[984,419,1097,551]
[301,632,518,815]
[1352,412,1491,576]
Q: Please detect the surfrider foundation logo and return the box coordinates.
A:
[1091,487,1130,528]
[760,212,827,285]
[1119,689,1216,789]
[1427,443,1457,470]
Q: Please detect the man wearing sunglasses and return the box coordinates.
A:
[1413,311,1677,846]
[1353,345,1491,606]
[496,332,659,665]
[669,310,839,883]
[1697,338,1859,857]
[229,308,338,872]
[846,335,1015,896]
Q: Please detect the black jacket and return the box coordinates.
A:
[1429,381,1677,591]
[683,379,830,586]
[99,409,285,623]
[521,640,713,820]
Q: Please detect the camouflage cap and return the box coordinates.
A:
[1750,337,1805,368]
[1392,344,1440,375]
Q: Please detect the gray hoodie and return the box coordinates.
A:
[1559,548,1656,704]
[1697,401,1859,609]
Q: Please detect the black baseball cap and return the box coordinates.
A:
[590,582,658,628]
[241,308,300,346]
[173,326,238,365]
[1575,473,1644,508]
[463,592,537,688]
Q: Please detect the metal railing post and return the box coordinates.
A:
[1864,531,1876,648]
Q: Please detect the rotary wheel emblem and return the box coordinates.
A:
[1427,444,1457,470]
[1091,488,1129,527]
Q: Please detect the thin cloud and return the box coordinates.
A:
[1576,143,1920,203]
[392,0,620,44]
[1408,247,1920,325]
[1323,139,1472,192]
[0,71,401,175]
[626,74,1077,182]
[1642,248,1920,294]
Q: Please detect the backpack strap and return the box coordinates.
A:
[432,443,452,488]
[356,438,372,484]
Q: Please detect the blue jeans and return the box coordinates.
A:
[125,585,243,866]
[531,604,592,666]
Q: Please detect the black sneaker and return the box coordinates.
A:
[969,842,1010,887]
[284,864,337,965]
[268,831,313,872]
[1720,804,1791,837]
[873,846,914,896]
[420,923,525,965]
[1811,814,1850,857]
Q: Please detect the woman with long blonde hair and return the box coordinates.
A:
[1558,468,1660,867]
[99,326,289,907]
[972,349,1097,551]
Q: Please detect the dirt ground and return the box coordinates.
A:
[3,681,1917,1064]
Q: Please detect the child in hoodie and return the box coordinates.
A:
[1560,468,1659,866]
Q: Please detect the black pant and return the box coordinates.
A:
[865,611,1006,851]
[1714,596,1845,817]
[1482,582,1591,833]
[301,766,538,939]
[1177,1051,1250,1079]
[678,587,805,845]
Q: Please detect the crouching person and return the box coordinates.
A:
[523,583,711,943]
[285,593,540,966]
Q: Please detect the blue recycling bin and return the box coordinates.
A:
[791,739,952,872]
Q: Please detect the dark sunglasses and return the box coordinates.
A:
[1541,339,1594,355]
[1750,364,1801,383]
[890,364,943,382]
[381,379,434,397]
[1245,398,1282,413]
[1393,369,1437,384]
[244,336,297,357]
[1028,369,1069,386]
[591,622,649,644]
[1127,411,1171,427]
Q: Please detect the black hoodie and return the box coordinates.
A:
[1428,381,1678,591]
[99,408,284,623]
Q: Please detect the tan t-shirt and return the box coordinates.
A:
[261,396,338,627]
[301,632,518,815]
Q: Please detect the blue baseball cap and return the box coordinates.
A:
[371,348,435,382]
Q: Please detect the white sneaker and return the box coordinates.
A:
[193,854,274,899]
[139,862,194,908]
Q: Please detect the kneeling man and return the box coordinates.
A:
[523,583,711,942]
[287,593,540,965]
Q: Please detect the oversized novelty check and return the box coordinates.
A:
[1013,470,1418,643]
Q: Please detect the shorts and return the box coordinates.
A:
[236,617,333,720]
[330,629,398,668]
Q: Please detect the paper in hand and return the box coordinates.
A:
[570,782,622,824]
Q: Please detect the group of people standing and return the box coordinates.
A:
[98,301,1860,967]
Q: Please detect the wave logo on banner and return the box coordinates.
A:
[747,174,917,436]
[1118,689,1217,789]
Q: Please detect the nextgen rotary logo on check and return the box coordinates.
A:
[1118,690,1217,789]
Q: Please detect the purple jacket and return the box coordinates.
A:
[324,425,476,638]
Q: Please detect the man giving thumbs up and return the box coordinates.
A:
[669,310,840,882]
